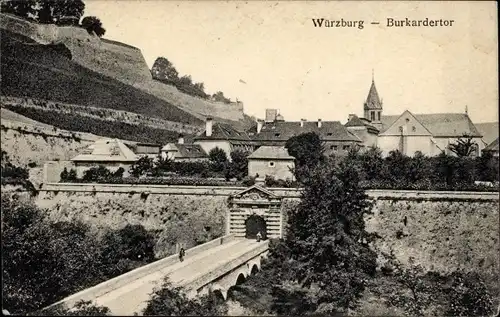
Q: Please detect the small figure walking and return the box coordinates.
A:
[179,247,185,262]
[256,231,262,242]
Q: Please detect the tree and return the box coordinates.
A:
[225,150,249,180]
[208,147,228,172]
[32,300,111,316]
[60,167,69,181]
[1,0,37,19]
[448,134,478,157]
[67,168,78,181]
[385,150,411,185]
[82,165,112,182]
[356,146,386,181]
[37,0,85,25]
[142,278,227,316]
[1,194,103,314]
[81,16,106,37]
[151,57,179,81]
[193,82,205,92]
[178,75,193,86]
[274,159,377,314]
[212,91,231,103]
[130,157,155,177]
[285,132,324,182]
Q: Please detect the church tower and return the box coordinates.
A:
[364,71,383,129]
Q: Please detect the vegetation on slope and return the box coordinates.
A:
[3,105,179,144]
[1,193,158,315]
[0,29,203,126]
[227,151,496,316]
[152,56,236,103]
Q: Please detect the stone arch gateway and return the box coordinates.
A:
[245,214,267,239]
[227,185,284,239]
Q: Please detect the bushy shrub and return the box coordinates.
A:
[142,278,227,316]
[82,166,113,182]
[1,194,158,315]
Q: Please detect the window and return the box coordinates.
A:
[370,111,375,121]
[275,133,280,137]
[399,126,403,133]
[377,111,381,121]
[343,145,350,151]
[327,133,333,136]
[269,161,275,167]
[331,145,338,151]
[405,118,410,123]
[412,126,416,132]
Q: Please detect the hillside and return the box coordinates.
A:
[0,13,252,129]
[0,28,203,126]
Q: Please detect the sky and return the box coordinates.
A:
[85,1,498,123]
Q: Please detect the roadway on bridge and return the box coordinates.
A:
[93,238,264,315]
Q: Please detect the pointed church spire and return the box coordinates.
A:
[364,75,382,110]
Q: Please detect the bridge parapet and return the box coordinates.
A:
[44,234,236,311]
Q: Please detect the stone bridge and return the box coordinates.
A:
[45,185,284,315]
[46,235,269,315]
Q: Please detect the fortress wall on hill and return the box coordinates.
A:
[1,13,246,123]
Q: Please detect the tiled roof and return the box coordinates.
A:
[194,122,252,141]
[168,143,207,158]
[380,113,482,137]
[71,138,138,162]
[484,137,499,152]
[364,80,382,110]
[250,121,362,142]
[248,146,294,160]
[345,115,380,133]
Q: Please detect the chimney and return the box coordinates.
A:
[348,114,356,122]
[300,119,306,127]
[257,120,263,134]
[265,109,278,123]
[178,134,184,144]
[317,119,322,128]
[206,117,213,137]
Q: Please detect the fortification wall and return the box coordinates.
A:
[34,184,499,280]
[0,13,246,122]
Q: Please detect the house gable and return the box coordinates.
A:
[379,110,432,136]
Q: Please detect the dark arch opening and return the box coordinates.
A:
[245,214,267,240]
[235,273,246,286]
[251,264,259,275]
[211,289,226,302]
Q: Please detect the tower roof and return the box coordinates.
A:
[364,79,382,110]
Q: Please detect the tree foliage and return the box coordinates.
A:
[208,147,228,172]
[81,16,106,37]
[285,132,325,182]
[448,134,478,157]
[142,278,227,316]
[224,150,249,180]
[1,0,86,25]
[1,194,157,315]
[130,156,155,177]
[151,57,179,81]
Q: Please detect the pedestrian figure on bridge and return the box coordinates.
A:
[179,247,185,262]
[256,231,262,242]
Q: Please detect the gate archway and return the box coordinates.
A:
[245,215,267,240]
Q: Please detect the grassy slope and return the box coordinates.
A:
[0,29,203,126]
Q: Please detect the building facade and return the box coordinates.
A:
[247,146,295,181]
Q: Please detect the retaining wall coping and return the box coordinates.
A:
[39,183,498,200]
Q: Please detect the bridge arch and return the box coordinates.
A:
[235,272,246,286]
[250,264,259,275]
